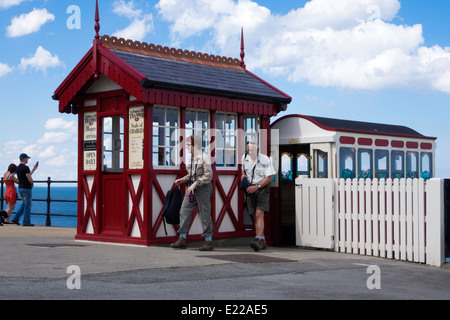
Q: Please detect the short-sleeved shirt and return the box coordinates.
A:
[242,153,276,185]
[16,164,32,189]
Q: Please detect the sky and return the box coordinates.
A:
[1,0,450,181]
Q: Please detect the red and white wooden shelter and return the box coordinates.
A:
[53,1,292,246]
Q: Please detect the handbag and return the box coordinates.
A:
[240,176,251,195]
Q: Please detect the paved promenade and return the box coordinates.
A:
[1,225,449,301]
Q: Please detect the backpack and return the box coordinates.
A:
[162,188,183,235]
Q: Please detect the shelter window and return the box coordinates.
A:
[340,148,355,179]
[186,110,209,165]
[103,116,124,173]
[243,115,260,148]
[375,150,389,179]
[153,106,179,167]
[358,149,373,179]
[391,150,404,179]
[406,151,419,179]
[215,113,236,168]
[420,152,432,180]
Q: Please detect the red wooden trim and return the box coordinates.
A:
[340,136,356,145]
[244,69,292,100]
[98,44,147,81]
[125,175,144,237]
[358,138,373,146]
[406,141,419,149]
[375,139,389,147]
[421,143,433,150]
[143,88,277,116]
[391,140,404,148]
[215,175,240,231]
[55,48,93,99]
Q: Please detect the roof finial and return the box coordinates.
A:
[240,27,246,69]
[94,0,100,40]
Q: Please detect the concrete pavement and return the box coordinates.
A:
[1,224,449,301]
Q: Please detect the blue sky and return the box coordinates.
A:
[1,0,450,180]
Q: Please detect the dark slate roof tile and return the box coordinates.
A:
[112,49,291,104]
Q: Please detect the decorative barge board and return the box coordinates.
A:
[53,5,291,246]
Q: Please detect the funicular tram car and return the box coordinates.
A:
[269,114,437,246]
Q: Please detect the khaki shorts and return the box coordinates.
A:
[246,185,270,215]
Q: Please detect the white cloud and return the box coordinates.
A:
[44,118,76,131]
[0,62,12,77]
[0,0,29,10]
[112,0,153,41]
[38,146,57,159]
[19,46,63,72]
[1,118,78,180]
[6,8,55,37]
[37,132,71,144]
[155,0,450,93]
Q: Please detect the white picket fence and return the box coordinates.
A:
[296,178,445,266]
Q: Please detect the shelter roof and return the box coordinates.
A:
[54,35,291,114]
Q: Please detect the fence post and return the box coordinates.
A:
[46,177,52,227]
[426,178,445,267]
[1,177,4,211]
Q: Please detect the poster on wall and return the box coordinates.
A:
[84,112,97,171]
[129,106,145,170]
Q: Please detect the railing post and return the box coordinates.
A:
[46,177,52,227]
[1,177,4,211]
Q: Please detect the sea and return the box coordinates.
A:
[3,186,78,228]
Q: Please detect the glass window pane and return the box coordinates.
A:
[358,149,373,179]
[153,107,165,127]
[166,109,178,127]
[391,151,404,179]
[317,151,328,178]
[340,148,355,179]
[216,113,225,131]
[421,153,432,180]
[216,149,224,167]
[375,150,389,179]
[297,153,310,177]
[407,151,419,179]
[281,152,293,181]
[198,112,208,129]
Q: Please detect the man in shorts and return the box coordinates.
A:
[241,140,275,251]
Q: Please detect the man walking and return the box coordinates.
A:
[241,140,275,251]
[12,154,38,226]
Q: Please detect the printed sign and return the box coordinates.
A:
[83,112,97,171]
[129,106,144,169]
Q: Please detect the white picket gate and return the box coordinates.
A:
[295,178,445,266]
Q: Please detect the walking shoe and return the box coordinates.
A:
[259,238,267,250]
[11,220,20,226]
[250,238,267,252]
[250,238,261,252]
[170,237,187,249]
[199,241,214,251]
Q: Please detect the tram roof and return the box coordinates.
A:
[272,114,436,140]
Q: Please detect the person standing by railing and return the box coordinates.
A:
[2,164,18,224]
[11,154,38,227]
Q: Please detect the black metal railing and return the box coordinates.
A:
[0,177,77,227]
